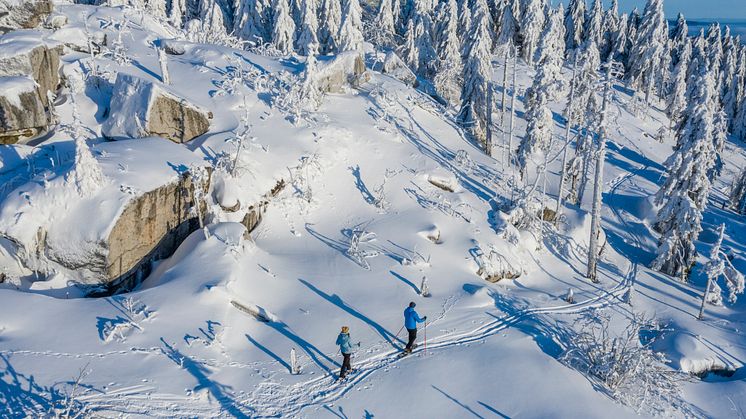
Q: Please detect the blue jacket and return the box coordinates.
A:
[404,307,425,330]
[336,332,352,354]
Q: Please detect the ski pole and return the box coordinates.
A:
[423,320,427,355]
[395,325,404,339]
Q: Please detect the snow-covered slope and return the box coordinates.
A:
[1,4,746,418]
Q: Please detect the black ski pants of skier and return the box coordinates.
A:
[340,353,352,377]
[406,328,417,351]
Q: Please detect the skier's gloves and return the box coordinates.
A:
[423,316,428,321]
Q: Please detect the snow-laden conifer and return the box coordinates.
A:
[564,0,585,55]
[318,0,341,54]
[373,0,396,46]
[495,0,519,51]
[520,0,546,65]
[169,0,186,27]
[600,0,619,61]
[295,0,319,55]
[730,169,746,214]
[517,5,565,178]
[272,0,296,54]
[234,0,269,44]
[584,0,603,49]
[667,39,690,131]
[652,56,718,280]
[338,0,363,52]
[626,0,666,104]
[458,7,492,148]
[699,224,745,319]
[670,13,688,66]
[433,0,463,104]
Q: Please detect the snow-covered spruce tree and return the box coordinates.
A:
[169,0,186,27]
[734,90,746,141]
[403,2,437,78]
[583,0,603,49]
[706,24,723,84]
[720,28,737,99]
[457,7,492,149]
[670,13,688,66]
[600,0,619,62]
[565,40,600,206]
[608,12,628,63]
[198,0,229,37]
[564,0,585,56]
[556,55,580,221]
[626,0,666,104]
[318,0,341,54]
[666,39,690,131]
[271,0,296,54]
[652,56,718,280]
[457,0,472,46]
[495,0,519,50]
[519,0,546,66]
[711,106,728,180]
[147,0,167,21]
[338,0,364,52]
[517,5,565,178]
[730,169,746,214]
[234,0,269,44]
[699,224,745,319]
[372,0,396,47]
[721,40,740,121]
[433,0,463,104]
[295,0,319,55]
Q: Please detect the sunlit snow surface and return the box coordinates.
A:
[1,5,746,418]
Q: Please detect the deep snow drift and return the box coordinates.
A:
[1,4,746,418]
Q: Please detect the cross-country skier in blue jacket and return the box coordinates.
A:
[336,326,353,378]
[404,302,427,353]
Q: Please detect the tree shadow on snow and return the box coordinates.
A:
[349,165,376,205]
[298,279,404,350]
[262,319,338,375]
[431,385,486,418]
[244,334,292,373]
[159,338,252,417]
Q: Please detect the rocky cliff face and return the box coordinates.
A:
[101,170,210,293]
[0,0,53,34]
[0,76,50,144]
[0,34,61,143]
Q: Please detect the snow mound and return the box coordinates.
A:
[654,329,733,376]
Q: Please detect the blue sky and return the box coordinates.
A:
[557,0,746,20]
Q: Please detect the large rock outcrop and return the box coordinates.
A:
[315,51,369,94]
[0,35,62,107]
[0,76,51,144]
[0,138,211,294]
[103,73,212,143]
[0,0,53,33]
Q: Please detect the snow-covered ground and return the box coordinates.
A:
[2,4,746,418]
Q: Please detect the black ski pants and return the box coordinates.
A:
[340,353,352,377]
[406,328,417,351]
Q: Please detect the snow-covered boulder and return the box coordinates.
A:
[0,34,62,107]
[160,38,186,55]
[0,76,51,144]
[0,138,212,292]
[315,51,369,94]
[48,26,106,54]
[380,51,418,87]
[103,73,212,143]
[0,0,53,33]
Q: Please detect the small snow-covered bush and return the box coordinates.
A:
[346,229,380,269]
[474,244,521,282]
[562,311,691,416]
